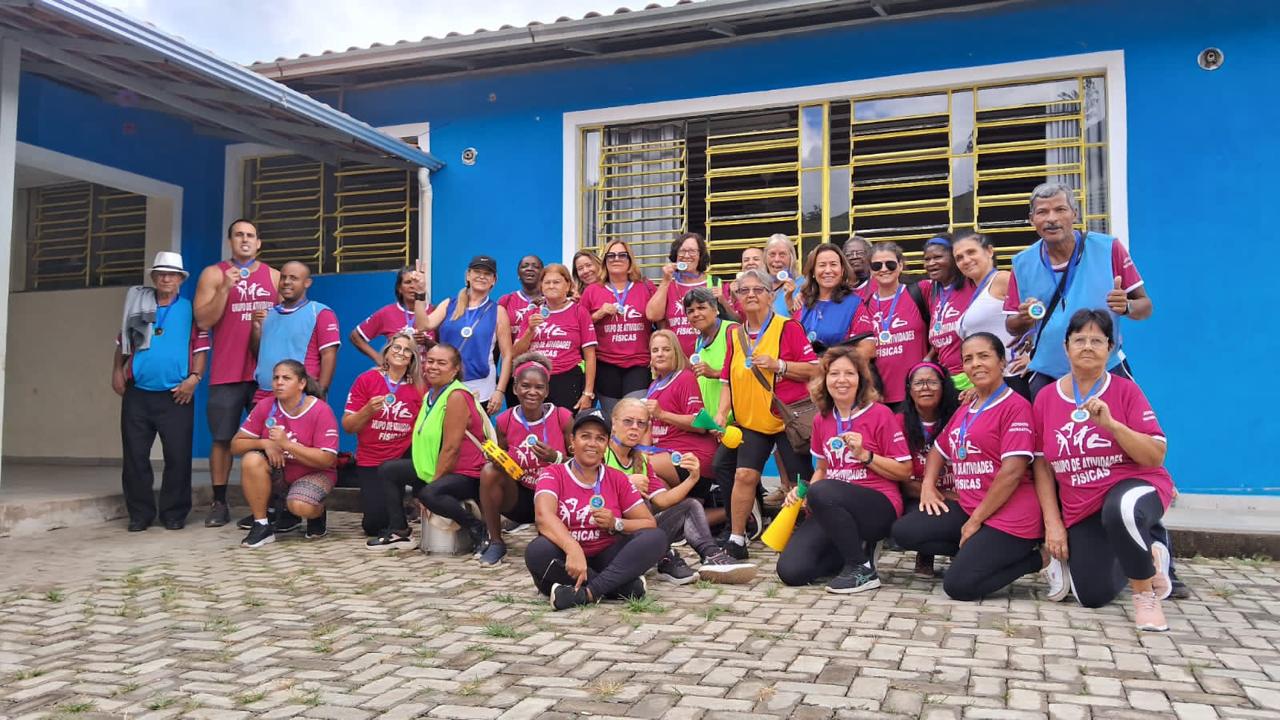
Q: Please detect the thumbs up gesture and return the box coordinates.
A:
[1105,275,1130,315]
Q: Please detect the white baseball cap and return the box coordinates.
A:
[148,251,188,278]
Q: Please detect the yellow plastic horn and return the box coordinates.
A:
[721,425,743,449]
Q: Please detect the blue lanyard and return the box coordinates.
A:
[800,301,825,334]
[607,281,633,309]
[571,459,604,497]
[694,320,721,354]
[155,301,173,333]
[514,405,550,445]
[459,299,492,337]
[834,406,861,437]
[267,395,306,427]
[742,310,775,359]
[383,371,404,397]
[274,299,310,314]
[401,303,414,329]
[933,283,952,322]
[1071,374,1105,410]
[646,371,678,399]
[972,268,998,300]
[957,385,1007,453]
[1039,233,1084,310]
[415,386,447,435]
[873,287,904,334]
[231,257,255,277]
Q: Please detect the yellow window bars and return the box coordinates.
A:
[27,181,146,291]
[580,72,1109,278]
[243,151,418,275]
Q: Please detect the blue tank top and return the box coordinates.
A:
[798,294,863,348]
[438,296,498,381]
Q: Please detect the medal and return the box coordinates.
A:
[878,330,892,343]
[933,322,943,334]
[385,393,397,405]
[239,267,250,279]
[1070,374,1105,426]
[744,357,754,369]
[956,447,967,460]
[264,417,276,428]
[514,406,549,450]
[689,353,701,365]
[589,495,605,509]
[676,261,688,271]
[828,437,845,451]
[539,305,551,318]
[955,385,1008,464]
[382,372,405,411]
[154,327,164,336]
[776,270,790,282]
[525,433,539,447]
[873,286,904,348]
[670,452,682,465]
[460,326,473,338]
[1070,408,1090,423]
[807,331,817,342]
[740,311,773,373]
[1028,301,1046,319]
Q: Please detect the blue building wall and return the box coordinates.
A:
[325,0,1277,494]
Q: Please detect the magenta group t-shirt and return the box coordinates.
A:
[898,415,955,493]
[499,290,539,341]
[533,462,645,557]
[719,317,819,405]
[343,368,424,467]
[867,284,929,404]
[516,301,598,375]
[663,278,711,356]
[581,280,656,368]
[809,403,911,516]
[1032,374,1174,528]
[646,369,718,468]
[355,302,435,356]
[496,404,573,489]
[922,282,976,375]
[239,396,340,484]
[935,387,1042,539]
[210,261,277,385]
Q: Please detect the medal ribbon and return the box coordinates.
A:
[1038,232,1084,310]
[932,283,952,329]
[570,459,605,499]
[274,298,310,314]
[972,267,998,301]
[514,405,550,446]
[694,319,722,355]
[457,299,493,346]
[742,310,775,361]
[154,301,173,335]
[1071,374,1106,415]
[873,286,904,337]
[956,384,1008,456]
[607,281,633,310]
[267,395,307,426]
[383,371,405,399]
[645,371,678,399]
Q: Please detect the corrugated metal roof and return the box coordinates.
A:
[2,0,444,170]
[252,0,1019,91]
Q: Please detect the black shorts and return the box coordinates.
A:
[207,381,257,442]
[509,484,536,524]
[736,427,790,472]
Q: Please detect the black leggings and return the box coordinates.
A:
[777,482,896,586]
[524,528,668,599]
[595,361,650,416]
[891,500,1042,600]
[376,460,481,533]
[1067,479,1166,608]
[547,366,586,410]
[358,465,388,536]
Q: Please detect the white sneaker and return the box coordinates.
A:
[1043,556,1071,602]
[1150,541,1172,600]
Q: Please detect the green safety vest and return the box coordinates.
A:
[411,380,490,483]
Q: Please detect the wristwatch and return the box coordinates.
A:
[414,292,427,301]
[583,391,596,399]
[612,517,625,533]
[187,372,201,382]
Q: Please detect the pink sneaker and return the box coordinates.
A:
[1132,590,1169,632]
[1150,542,1171,600]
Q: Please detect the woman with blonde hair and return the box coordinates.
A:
[420,255,512,415]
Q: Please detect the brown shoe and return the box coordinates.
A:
[913,553,936,578]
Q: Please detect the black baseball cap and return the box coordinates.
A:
[572,408,611,435]
[468,255,498,274]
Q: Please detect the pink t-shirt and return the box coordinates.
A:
[898,415,955,493]
[516,301,598,375]
[445,390,489,478]
[663,278,711,356]
[210,261,277,385]
[922,282,975,375]
[533,462,645,557]
[499,290,540,341]
[719,317,819,405]
[935,387,1042,540]
[355,302,435,355]
[581,280,656,368]
[343,368,424,467]
[810,403,911,516]
[1033,374,1174,528]
[497,404,573,489]
[1004,239,1145,311]
[239,396,340,484]
[868,285,929,404]
[252,306,342,402]
[646,369,718,468]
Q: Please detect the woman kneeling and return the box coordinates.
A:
[525,409,667,610]
[777,347,911,593]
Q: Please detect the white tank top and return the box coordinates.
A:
[959,280,1015,361]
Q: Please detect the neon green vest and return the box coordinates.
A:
[694,319,734,423]
[411,380,487,483]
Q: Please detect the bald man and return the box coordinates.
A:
[249,261,341,405]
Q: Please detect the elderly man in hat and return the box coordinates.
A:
[112,251,209,531]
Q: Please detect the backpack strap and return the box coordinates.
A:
[908,282,930,325]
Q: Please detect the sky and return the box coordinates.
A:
[109,0,638,64]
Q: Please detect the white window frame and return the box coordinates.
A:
[561,50,1128,261]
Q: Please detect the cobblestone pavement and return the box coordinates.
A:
[2,512,1279,720]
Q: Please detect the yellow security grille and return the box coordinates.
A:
[579,72,1109,279]
[27,181,146,291]
[242,150,418,275]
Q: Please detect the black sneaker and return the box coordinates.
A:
[241,522,275,549]
[550,583,591,611]
[305,512,327,539]
[478,541,507,567]
[465,522,489,556]
[656,549,699,585]
[748,501,764,541]
[827,565,881,594]
[238,508,276,530]
[698,551,758,585]
[204,501,230,528]
[609,575,647,601]
[276,510,302,534]
[863,540,881,573]
[1170,578,1191,600]
[723,538,749,561]
[367,531,413,550]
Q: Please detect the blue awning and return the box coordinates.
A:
[0,0,444,170]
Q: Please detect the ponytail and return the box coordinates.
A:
[275,359,323,398]
[449,286,469,322]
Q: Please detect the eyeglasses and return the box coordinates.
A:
[845,250,867,259]
[870,261,899,272]
[604,252,630,261]
[910,379,941,389]
[387,345,415,356]
[618,417,649,428]
[735,286,768,296]
[1068,336,1110,349]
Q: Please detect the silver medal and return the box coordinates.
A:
[1070,408,1090,423]
[460,326,474,338]
[1028,301,1046,319]
[879,330,892,343]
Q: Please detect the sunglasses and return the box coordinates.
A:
[603,252,630,261]
[870,260,899,272]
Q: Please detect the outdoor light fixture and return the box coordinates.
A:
[461,147,478,165]
[1198,47,1224,70]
